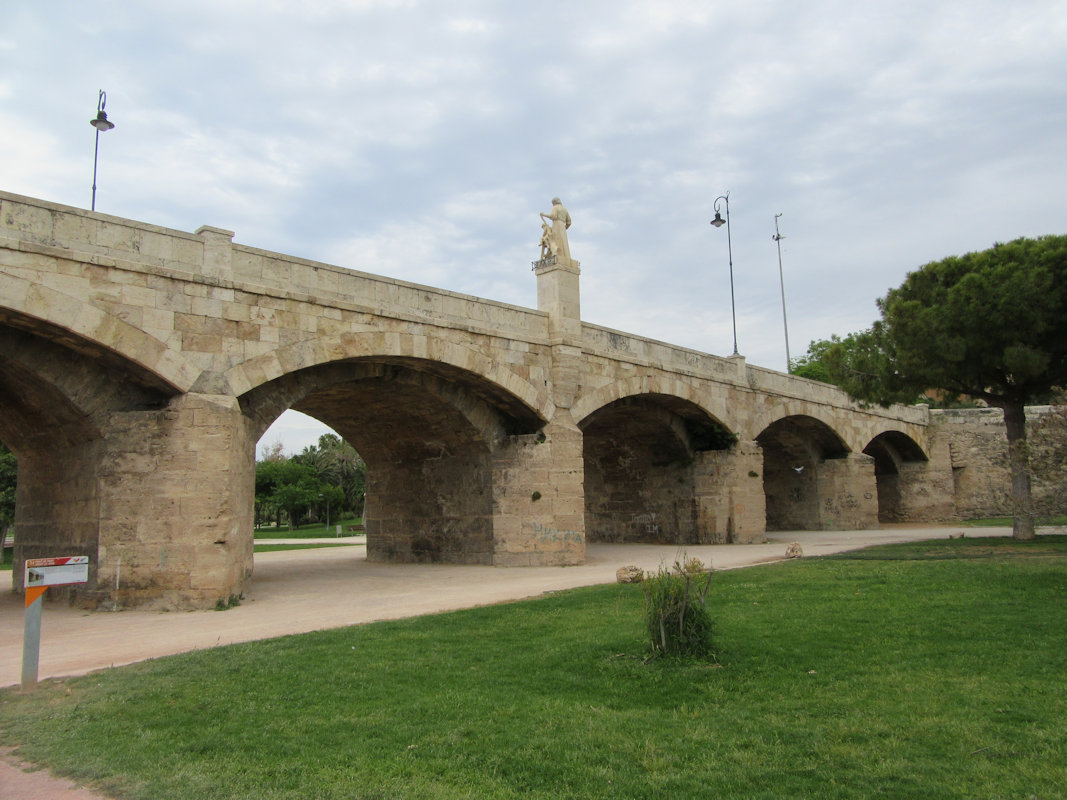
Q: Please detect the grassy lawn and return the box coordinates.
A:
[254,516,363,539]
[253,542,359,554]
[965,514,1067,527]
[1,536,1065,799]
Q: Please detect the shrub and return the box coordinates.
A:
[641,557,715,659]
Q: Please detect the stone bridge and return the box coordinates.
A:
[0,191,952,608]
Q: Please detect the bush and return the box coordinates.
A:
[641,557,715,659]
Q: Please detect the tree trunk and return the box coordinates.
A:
[1001,401,1036,541]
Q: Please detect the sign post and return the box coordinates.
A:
[21,556,89,691]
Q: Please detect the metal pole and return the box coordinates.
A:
[711,193,738,355]
[725,198,737,355]
[773,213,791,372]
[91,128,101,211]
[22,593,42,691]
[89,90,114,211]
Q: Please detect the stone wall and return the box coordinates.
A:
[931,406,1067,519]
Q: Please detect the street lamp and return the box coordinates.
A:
[89,90,115,211]
[773,213,792,372]
[710,192,738,355]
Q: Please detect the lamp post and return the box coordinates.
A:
[773,213,792,372]
[89,90,115,211]
[710,192,738,355]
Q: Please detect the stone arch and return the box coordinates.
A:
[756,414,853,531]
[0,319,181,602]
[572,375,739,433]
[225,330,553,423]
[0,277,198,393]
[864,430,929,522]
[578,392,736,544]
[240,356,548,566]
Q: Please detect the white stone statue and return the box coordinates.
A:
[539,197,572,260]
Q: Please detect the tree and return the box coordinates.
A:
[253,433,367,530]
[791,333,879,387]
[0,442,15,556]
[826,235,1067,540]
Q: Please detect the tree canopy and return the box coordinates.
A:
[820,234,1067,539]
[255,433,365,530]
[0,442,15,538]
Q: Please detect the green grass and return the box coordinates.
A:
[1,536,1065,799]
[965,514,1067,527]
[253,542,359,553]
[254,516,363,539]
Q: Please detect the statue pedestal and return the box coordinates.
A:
[534,256,581,336]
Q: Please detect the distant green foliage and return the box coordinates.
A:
[255,433,365,530]
[641,558,715,659]
[0,442,15,536]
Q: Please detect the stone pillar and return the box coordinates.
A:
[892,461,957,521]
[535,256,581,342]
[694,440,766,543]
[364,447,493,565]
[489,255,586,565]
[96,392,254,609]
[195,225,235,281]
[816,453,879,530]
[491,419,585,566]
[15,393,254,609]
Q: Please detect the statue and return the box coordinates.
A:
[539,197,572,261]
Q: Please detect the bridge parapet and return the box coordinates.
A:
[745,364,930,425]
[0,191,550,348]
[582,323,741,383]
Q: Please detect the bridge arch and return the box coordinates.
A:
[573,375,739,432]
[0,317,183,601]
[863,430,930,522]
[0,275,199,393]
[225,330,554,424]
[756,414,854,531]
[578,392,736,544]
[241,355,548,565]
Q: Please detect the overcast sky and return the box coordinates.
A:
[3,1,1065,456]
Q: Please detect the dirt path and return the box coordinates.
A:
[0,525,994,799]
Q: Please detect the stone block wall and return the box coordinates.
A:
[931,406,1067,519]
[693,441,766,543]
[491,420,585,567]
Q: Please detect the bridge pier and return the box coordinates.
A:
[814,453,879,530]
[491,418,585,566]
[14,393,253,609]
[694,440,766,543]
[886,460,956,522]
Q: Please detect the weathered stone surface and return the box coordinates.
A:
[931,406,1067,519]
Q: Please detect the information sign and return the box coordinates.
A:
[22,556,90,691]
[25,556,90,588]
